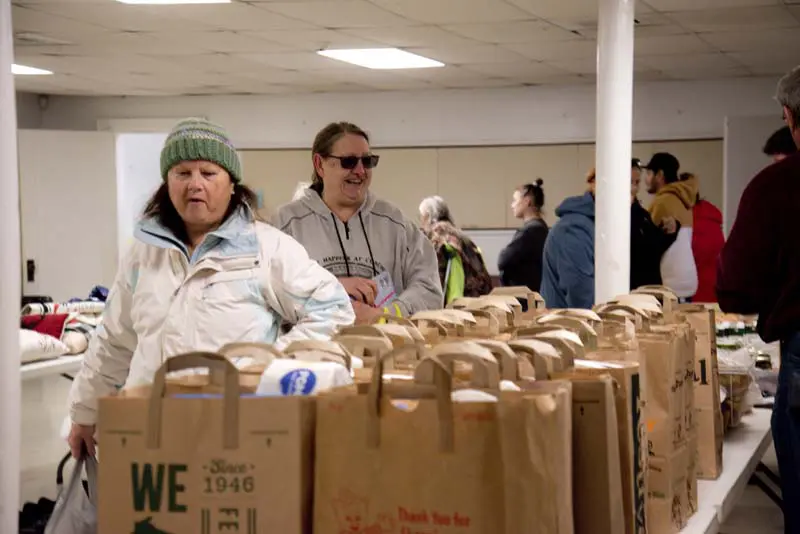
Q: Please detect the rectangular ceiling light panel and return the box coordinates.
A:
[317,48,444,69]
[12,64,53,75]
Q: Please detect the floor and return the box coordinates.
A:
[720,444,784,534]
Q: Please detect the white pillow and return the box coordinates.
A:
[20,329,69,364]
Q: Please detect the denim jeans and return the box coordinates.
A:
[774,333,800,534]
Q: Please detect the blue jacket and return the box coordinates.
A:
[540,193,595,309]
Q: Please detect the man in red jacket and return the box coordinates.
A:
[684,172,724,303]
[717,65,800,534]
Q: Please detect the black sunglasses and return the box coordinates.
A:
[328,154,380,170]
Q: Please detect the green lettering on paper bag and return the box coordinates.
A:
[131,463,188,514]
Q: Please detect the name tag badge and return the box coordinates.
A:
[373,271,396,308]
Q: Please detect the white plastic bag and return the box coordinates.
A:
[45,454,97,534]
[256,359,353,396]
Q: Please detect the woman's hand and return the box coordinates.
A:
[352,301,384,325]
[661,217,678,235]
[339,277,377,305]
[68,423,96,458]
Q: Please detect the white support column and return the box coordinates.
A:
[594,0,635,304]
[0,0,22,530]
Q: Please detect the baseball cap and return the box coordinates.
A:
[644,152,680,179]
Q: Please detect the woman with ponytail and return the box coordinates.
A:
[498,179,549,292]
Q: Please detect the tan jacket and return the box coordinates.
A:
[648,175,698,227]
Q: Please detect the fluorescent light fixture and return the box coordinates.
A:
[12,64,53,75]
[317,48,444,70]
[116,0,230,4]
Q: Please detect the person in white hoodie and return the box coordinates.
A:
[66,118,354,457]
[273,122,443,324]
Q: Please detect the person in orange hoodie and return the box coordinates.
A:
[682,172,724,303]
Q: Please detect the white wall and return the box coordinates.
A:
[723,115,783,234]
[116,133,167,260]
[35,77,780,149]
[18,129,117,301]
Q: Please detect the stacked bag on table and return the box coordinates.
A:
[89,284,720,534]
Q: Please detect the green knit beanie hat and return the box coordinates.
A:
[160,118,242,183]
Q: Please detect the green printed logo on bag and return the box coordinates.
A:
[132,517,174,534]
[131,463,188,514]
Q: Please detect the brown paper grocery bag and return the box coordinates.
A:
[694,407,723,479]
[647,444,689,534]
[678,305,723,479]
[639,331,684,458]
[556,374,625,534]
[314,352,573,534]
[98,352,315,534]
[569,361,647,534]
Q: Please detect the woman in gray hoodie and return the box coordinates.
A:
[272,122,443,324]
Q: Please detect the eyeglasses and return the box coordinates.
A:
[328,154,380,170]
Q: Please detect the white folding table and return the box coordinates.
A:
[681,408,777,534]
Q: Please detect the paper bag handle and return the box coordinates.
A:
[337,325,391,339]
[549,308,602,323]
[415,341,501,389]
[473,339,522,381]
[218,342,285,364]
[507,340,553,380]
[465,309,501,335]
[367,345,454,452]
[527,334,579,369]
[635,285,678,297]
[148,352,239,450]
[285,339,353,369]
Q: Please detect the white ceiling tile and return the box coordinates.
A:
[238,67,347,85]
[264,1,411,28]
[554,57,655,75]
[505,0,599,20]
[530,73,595,85]
[245,29,380,51]
[171,31,293,53]
[171,3,318,31]
[438,77,522,89]
[12,5,109,41]
[729,51,800,76]
[443,20,580,44]
[645,0,780,11]
[503,39,596,61]
[700,28,800,52]
[21,2,214,32]
[318,68,436,89]
[145,53,267,73]
[667,6,796,32]
[639,53,752,79]
[338,25,480,48]
[370,0,531,24]
[236,51,357,70]
[635,34,714,56]
[410,44,528,64]
[78,32,223,55]
[461,61,569,78]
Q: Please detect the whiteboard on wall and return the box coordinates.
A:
[464,229,515,276]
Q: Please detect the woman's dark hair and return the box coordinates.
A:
[763,126,796,157]
[310,122,370,194]
[142,182,259,245]
[518,178,545,210]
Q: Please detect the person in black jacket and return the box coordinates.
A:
[628,158,679,290]
[498,179,549,291]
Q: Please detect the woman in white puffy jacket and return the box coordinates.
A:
[67,118,355,457]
